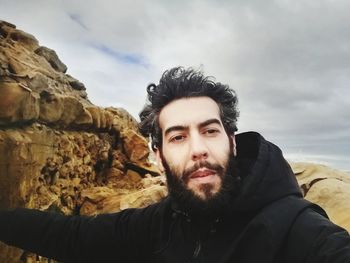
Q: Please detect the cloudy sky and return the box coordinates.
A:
[1,0,350,170]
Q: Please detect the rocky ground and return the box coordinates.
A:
[1,20,349,262]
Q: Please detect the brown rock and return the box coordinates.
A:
[66,74,86,90]
[292,162,350,233]
[35,46,67,73]
[306,178,350,232]
[79,184,167,216]
[39,94,92,127]
[74,107,93,127]
[126,169,142,183]
[107,106,139,132]
[8,29,39,51]
[0,82,40,124]
[86,106,102,128]
[60,100,89,127]
[121,129,149,164]
[7,56,29,75]
[28,73,49,92]
[291,162,350,195]
[119,185,167,210]
[0,20,16,31]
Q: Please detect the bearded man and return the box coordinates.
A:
[1,67,350,262]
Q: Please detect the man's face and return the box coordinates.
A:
[156,96,235,201]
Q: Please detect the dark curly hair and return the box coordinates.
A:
[139,67,239,150]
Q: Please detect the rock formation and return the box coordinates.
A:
[0,20,166,262]
[291,162,350,233]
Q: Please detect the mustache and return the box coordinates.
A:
[182,161,225,182]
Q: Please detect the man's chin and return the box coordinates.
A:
[187,178,222,201]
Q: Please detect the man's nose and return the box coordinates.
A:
[189,134,208,161]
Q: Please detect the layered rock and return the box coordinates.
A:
[0,20,166,263]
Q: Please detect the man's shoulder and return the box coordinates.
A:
[285,204,350,262]
[291,206,349,244]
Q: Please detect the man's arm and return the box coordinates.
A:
[0,207,153,262]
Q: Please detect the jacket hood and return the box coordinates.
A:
[232,132,302,212]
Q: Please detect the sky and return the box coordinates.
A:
[1,0,350,171]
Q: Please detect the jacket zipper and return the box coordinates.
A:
[192,240,201,259]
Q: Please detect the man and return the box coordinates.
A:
[1,67,350,262]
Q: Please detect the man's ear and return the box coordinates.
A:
[155,149,165,173]
[231,135,237,157]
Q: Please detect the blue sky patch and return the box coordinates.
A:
[91,43,148,67]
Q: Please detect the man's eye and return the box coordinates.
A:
[169,135,186,143]
[204,129,219,135]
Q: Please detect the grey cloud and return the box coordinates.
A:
[1,0,350,170]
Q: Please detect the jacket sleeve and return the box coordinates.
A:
[0,207,154,263]
[288,208,350,263]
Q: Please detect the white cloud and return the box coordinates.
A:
[1,0,350,170]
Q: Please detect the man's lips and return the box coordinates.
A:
[190,168,216,179]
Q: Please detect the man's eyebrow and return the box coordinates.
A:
[198,118,222,129]
[163,119,221,137]
[164,125,189,137]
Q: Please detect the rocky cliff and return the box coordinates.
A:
[1,20,350,263]
[0,20,166,262]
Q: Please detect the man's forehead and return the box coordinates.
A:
[158,97,222,130]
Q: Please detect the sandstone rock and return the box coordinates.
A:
[0,20,91,110]
[28,73,49,92]
[9,30,39,50]
[86,106,116,130]
[108,106,139,132]
[0,20,16,30]
[58,96,89,127]
[0,82,40,124]
[35,46,67,73]
[79,184,167,216]
[119,185,167,210]
[7,56,29,75]
[140,174,166,188]
[39,94,93,127]
[292,162,350,233]
[66,74,86,90]
[305,178,350,231]
[126,169,142,183]
[121,129,149,164]
[0,121,163,262]
[0,21,39,51]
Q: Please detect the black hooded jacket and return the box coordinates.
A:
[1,132,350,262]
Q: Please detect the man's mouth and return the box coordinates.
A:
[181,162,225,184]
[190,168,216,179]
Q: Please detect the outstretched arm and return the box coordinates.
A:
[0,207,153,262]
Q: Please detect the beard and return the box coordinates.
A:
[161,153,241,218]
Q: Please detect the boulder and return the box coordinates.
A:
[0,82,40,124]
[35,46,67,73]
[292,162,350,232]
